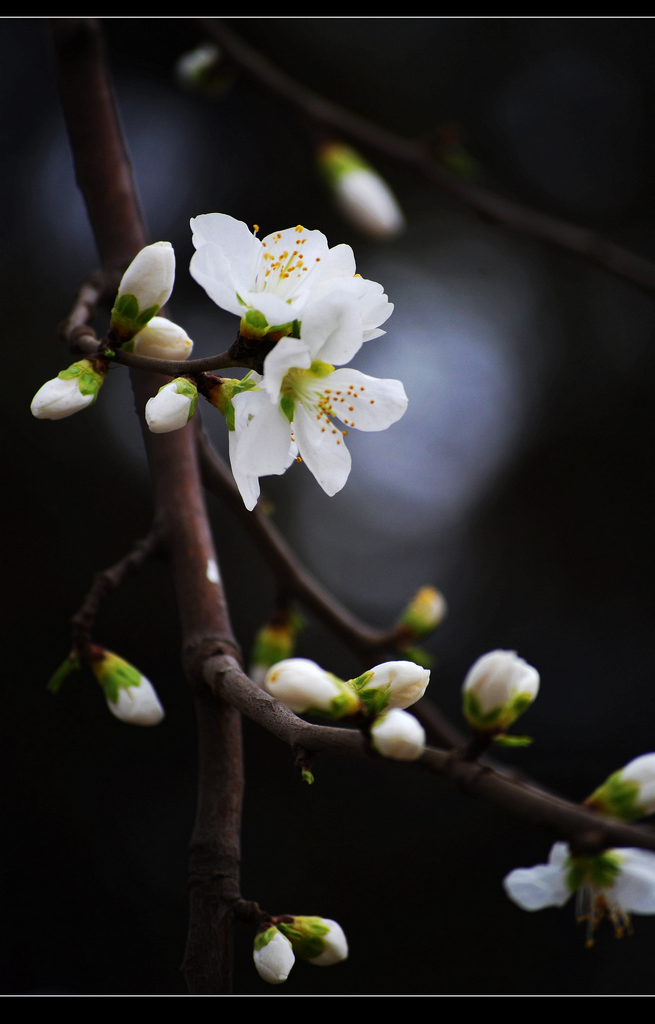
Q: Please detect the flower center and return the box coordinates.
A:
[253,226,317,304]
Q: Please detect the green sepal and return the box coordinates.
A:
[254,926,279,952]
[318,142,373,186]
[244,308,268,331]
[349,669,374,692]
[463,690,504,730]
[47,653,80,694]
[58,360,104,399]
[280,394,295,423]
[357,686,390,717]
[93,652,142,705]
[213,373,258,431]
[110,293,160,335]
[170,377,198,421]
[586,772,642,821]
[301,769,315,785]
[493,734,533,747]
[566,850,623,893]
[278,917,330,961]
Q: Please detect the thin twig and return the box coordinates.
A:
[202,18,655,294]
[71,528,163,656]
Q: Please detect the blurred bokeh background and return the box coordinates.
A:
[4,17,655,995]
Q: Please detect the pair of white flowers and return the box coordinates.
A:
[263,657,429,761]
[188,214,408,509]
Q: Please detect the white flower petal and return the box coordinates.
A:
[228,428,261,511]
[371,708,426,760]
[253,929,295,985]
[190,213,261,292]
[189,243,245,317]
[293,402,352,496]
[301,292,365,365]
[31,377,95,420]
[145,381,192,434]
[325,369,408,432]
[262,336,312,401]
[611,849,655,913]
[503,862,571,911]
[264,658,342,714]
[309,919,349,966]
[132,316,193,360]
[231,389,294,478]
[106,676,165,727]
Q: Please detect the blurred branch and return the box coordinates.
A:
[208,654,655,857]
[203,18,655,294]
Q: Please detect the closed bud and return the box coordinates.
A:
[253,926,295,985]
[396,586,447,643]
[111,242,175,339]
[351,660,430,716]
[264,658,361,718]
[145,378,197,433]
[31,359,106,420]
[130,317,193,361]
[462,649,539,733]
[370,707,426,761]
[276,916,348,967]
[318,142,405,241]
[586,753,655,821]
[175,43,227,97]
[89,647,164,726]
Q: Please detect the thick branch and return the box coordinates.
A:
[203,19,655,294]
[52,17,243,995]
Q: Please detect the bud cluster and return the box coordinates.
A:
[253,915,348,985]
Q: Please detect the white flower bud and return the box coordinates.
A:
[334,168,405,240]
[117,241,175,313]
[318,142,405,241]
[264,658,360,718]
[462,649,539,732]
[354,660,430,714]
[145,378,197,434]
[132,317,193,361]
[253,927,295,985]
[370,708,426,761]
[90,648,164,727]
[31,359,105,420]
[586,752,655,820]
[620,754,655,814]
[308,918,348,966]
[31,375,96,420]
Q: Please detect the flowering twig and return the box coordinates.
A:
[202,18,655,294]
[207,654,655,857]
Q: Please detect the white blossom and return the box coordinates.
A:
[503,841,655,944]
[370,708,426,760]
[145,378,197,434]
[189,214,405,509]
[253,928,295,985]
[116,241,175,314]
[90,649,164,727]
[264,658,359,718]
[277,916,349,966]
[189,213,392,339]
[132,316,193,361]
[31,375,96,420]
[462,649,539,731]
[355,660,430,713]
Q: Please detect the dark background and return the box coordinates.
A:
[3,17,655,996]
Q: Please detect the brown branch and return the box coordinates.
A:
[202,18,655,294]
[71,527,162,656]
[52,17,243,995]
[208,654,655,857]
